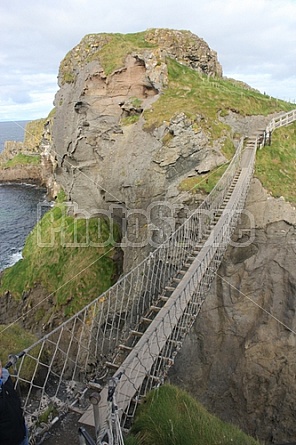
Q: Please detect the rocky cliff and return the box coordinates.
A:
[49,29,226,270]
[170,178,296,444]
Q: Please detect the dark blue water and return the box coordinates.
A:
[0,121,47,271]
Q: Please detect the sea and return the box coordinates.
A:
[0,120,48,271]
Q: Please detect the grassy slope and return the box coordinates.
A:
[144,58,293,133]
[60,31,155,83]
[179,118,296,201]
[125,385,261,445]
[0,324,37,364]
[0,200,121,318]
[23,118,47,151]
[156,59,294,195]
[3,153,40,167]
[255,121,296,203]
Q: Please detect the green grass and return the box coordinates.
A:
[178,121,296,201]
[0,324,37,362]
[23,118,47,151]
[178,163,228,194]
[0,323,40,381]
[3,153,40,168]
[125,385,261,445]
[0,203,121,318]
[60,31,156,83]
[152,57,294,197]
[143,58,294,139]
[255,122,296,203]
[121,115,141,126]
[97,32,155,75]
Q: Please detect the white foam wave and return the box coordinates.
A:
[7,251,23,267]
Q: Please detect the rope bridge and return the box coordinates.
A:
[4,109,296,443]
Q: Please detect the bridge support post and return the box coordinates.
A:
[89,392,101,442]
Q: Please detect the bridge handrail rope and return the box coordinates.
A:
[4,110,296,442]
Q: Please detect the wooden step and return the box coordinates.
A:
[159,295,169,302]
[105,361,120,370]
[119,344,133,352]
[141,317,153,324]
[165,286,176,292]
[190,301,202,307]
[130,330,143,337]
[148,375,162,383]
[150,305,161,312]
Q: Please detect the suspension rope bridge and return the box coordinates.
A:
[3,109,296,444]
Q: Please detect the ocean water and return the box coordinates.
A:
[0,121,48,271]
[0,120,30,153]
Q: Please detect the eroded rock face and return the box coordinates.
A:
[144,28,223,77]
[50,30,224,270]
[0,165,42,184]
[170,178,296,444]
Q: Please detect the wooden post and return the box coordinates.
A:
[89,392,101,440]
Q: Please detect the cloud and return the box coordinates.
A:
[0,0,295,120]
[0,72,57,121]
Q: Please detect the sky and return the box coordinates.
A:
[0,0,295,121]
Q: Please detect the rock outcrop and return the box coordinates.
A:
[50,29,224,270]
[0,164,42,183]
[170,178,296,444]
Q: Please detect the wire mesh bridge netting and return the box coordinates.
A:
[4,109,296,443]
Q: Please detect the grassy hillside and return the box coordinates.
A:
[178,119,296,201]
[0,199,121,319]
[144,58,293,135]
[255,121,296,203]
[60,31,155,83]
[125,385,261,445]
[3,153,40,167]
[148,57,294,196]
